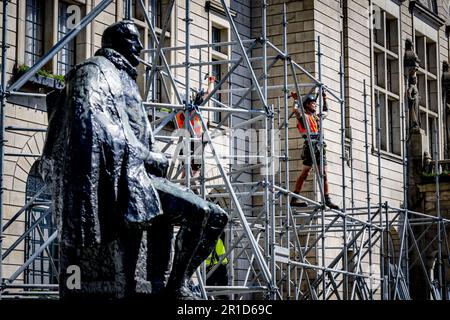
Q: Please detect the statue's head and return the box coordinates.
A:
[102,20,143,67]
[405,38,413,50]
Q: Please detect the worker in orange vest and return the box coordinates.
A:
[290,90,339,210]
[175,111,203,138]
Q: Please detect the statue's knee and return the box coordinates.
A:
[181,205,209,228]
[208,204,229,229]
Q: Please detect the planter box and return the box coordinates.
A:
[13,67,64,90]
[29,74,64,90]
[421,174,450,184]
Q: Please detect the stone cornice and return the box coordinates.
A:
[409,0,446,29]
[205,1,237,18]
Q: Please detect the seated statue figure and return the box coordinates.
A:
[40,20,228,300]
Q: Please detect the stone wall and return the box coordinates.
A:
[410,181,450,299]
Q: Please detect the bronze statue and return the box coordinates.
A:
[41,20,228,300]
[404,38,421,130]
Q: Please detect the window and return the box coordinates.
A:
[124,0,161,28]
[419,0,437,13]
[124,0,144,21]
[372,9,401,156]
[148,0,162,28]
[212,26,221,52]
[24,161,58,285]
[146,0,166,102]
[209,17,230,125]
[25,0,44,66]
[212,60,222,123]
[245,136,250,165]
[211,25,228,55]
[57,2,76,76]
[146,32,162,103]
[123,1,170,99]
[135,25,146,93]
[415,33,439,156]
[20,0,84,81]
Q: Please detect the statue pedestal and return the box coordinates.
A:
[406,127,428,300]
[407,127,427,211]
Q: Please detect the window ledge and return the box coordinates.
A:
[155,26,171,38]
[208,122,228,129]
[417,66,437,79]
[372,147,403,164]
[212,50,228,61]
[205,1,237,18]
[134,19,147,28]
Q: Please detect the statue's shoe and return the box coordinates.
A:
[175,286,203,300]
[150,280,166,296]
[164,285,203,300]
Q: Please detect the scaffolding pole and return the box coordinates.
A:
[339,56,349,300]
[0,0,8,300]
[363,80,373,299]
[433,118,444,299]
[376,86,384,300]
[281,2,291,300]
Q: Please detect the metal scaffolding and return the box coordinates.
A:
[0,0,449,300]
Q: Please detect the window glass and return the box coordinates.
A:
[372,9,401,156]
[212,27,221,52]
[212,60,222,123]
[415,35,439,153]
[25,0,44,66]
[57,2,76,76]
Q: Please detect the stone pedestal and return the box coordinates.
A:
[407,128,428,211]
[407,128,428,299]
[409,182,450,300]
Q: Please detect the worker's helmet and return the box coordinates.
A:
[302,94,317,108]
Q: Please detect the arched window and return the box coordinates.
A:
[24,160,58,285]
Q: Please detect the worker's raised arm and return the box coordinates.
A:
[290,91,302,122]
[321,90,329,119]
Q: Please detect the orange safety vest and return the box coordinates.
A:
[297,113,319,137]
[176,111,203,137]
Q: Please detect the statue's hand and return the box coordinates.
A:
[145,151,169,178]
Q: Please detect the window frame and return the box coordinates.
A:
[57,1,77,76]
[211,59,223,123]
[209,15,230,125]
[125,0,172,101]
[24,0,45,67]
[414,32,440,157]
[371,6,402,158]
[18,0,86,80]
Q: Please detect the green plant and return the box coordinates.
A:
[52,74,65,83]
[17,64,30,73]
[16,64,64,84]
[422,170,450,181]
